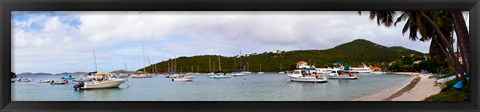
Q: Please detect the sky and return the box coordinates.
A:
[12,11,470,73]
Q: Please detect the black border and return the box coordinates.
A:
[1,0,479,112]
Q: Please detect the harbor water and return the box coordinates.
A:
[12,73,412,101]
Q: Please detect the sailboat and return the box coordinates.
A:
[208,56,231,79]
[204,57,215,76]
[232,50,247,76]
[132,46,154,78]
[73,50,125,90]
[257,64,264,74]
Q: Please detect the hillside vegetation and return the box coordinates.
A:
[140,39,424,73]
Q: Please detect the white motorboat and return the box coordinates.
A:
[50,80,69,85]
[204,73,215,76]
[74,78,125,90]
[278,72,285,74]
[37,80,54,83]
[131,74,154,78]
[207,74,231,79]
[17,78,31,82]
[172,77,193,82]
[346,64,373,73]
[180,76,194,79]
[165,74,181,78]
[257,72,265,74]
[317,67,358,79]
[288,70,327,83]
[232,72,246,76]
[371,71,386,74]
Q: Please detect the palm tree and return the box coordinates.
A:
[360,11,468,81]
[450,11,470,74]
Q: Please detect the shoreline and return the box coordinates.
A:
[353,73,441,101]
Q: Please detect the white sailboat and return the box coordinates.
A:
[232,50,247,77]
[132,46,154,78]
[257,64,264,74]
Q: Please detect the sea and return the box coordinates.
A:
[12,73,412,101]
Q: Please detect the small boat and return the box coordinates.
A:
[181,76,194,79]
[278,72,286,74]
[232,72,246,76]
[61,75,75,80]
[288,70,328,83]
[50,80,69,85]
[172,77,193,82]
[165,74,181,78]
[131,74,154,78]
[257,72,265,74]
[17,78,31,82]
[74,78,125,90]
[207,74,231,79]
[204,72,215,76]
[318,67,358,79]
[38,80,54,83]
[11,79,15,83]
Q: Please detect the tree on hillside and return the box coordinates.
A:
[360,11,469,83]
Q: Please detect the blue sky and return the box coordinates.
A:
[11,11,469,73]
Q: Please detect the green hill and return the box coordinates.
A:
[140,39,424,73]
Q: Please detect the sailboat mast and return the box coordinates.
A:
[260,64,262,72]
[124,62,127,73]
[174,55,177,72]
[142,45,146,73]
[209,58,211,72]
[218,56,221,72]
[93,50,98,72]
[239,50,243,71]
[247,62,249,71]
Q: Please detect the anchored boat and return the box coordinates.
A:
[287,69,327,83]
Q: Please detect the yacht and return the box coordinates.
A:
[287,69,327,83]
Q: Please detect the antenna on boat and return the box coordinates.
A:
[93,49,98,72]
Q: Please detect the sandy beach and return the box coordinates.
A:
[354,73,442,101]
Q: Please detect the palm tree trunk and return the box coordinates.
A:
[450,11,470,75]
[420,11,466,79]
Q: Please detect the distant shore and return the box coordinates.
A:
[354,73,442,101]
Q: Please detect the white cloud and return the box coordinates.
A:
[13,11,440,73]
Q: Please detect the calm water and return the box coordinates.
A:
[12,73,412,101]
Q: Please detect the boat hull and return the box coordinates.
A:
[207,76,231,79]
[81,79,125,90]
[131,74,153,78]
[328,76,358,79]
[232,73,246,76]
[290,77,327,83]
[173,78,193,82]
[37,80,53,83]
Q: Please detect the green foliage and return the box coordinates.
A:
[424,79,469,101]
[139,39,424,73]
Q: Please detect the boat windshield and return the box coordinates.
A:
[293,71,300,74]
